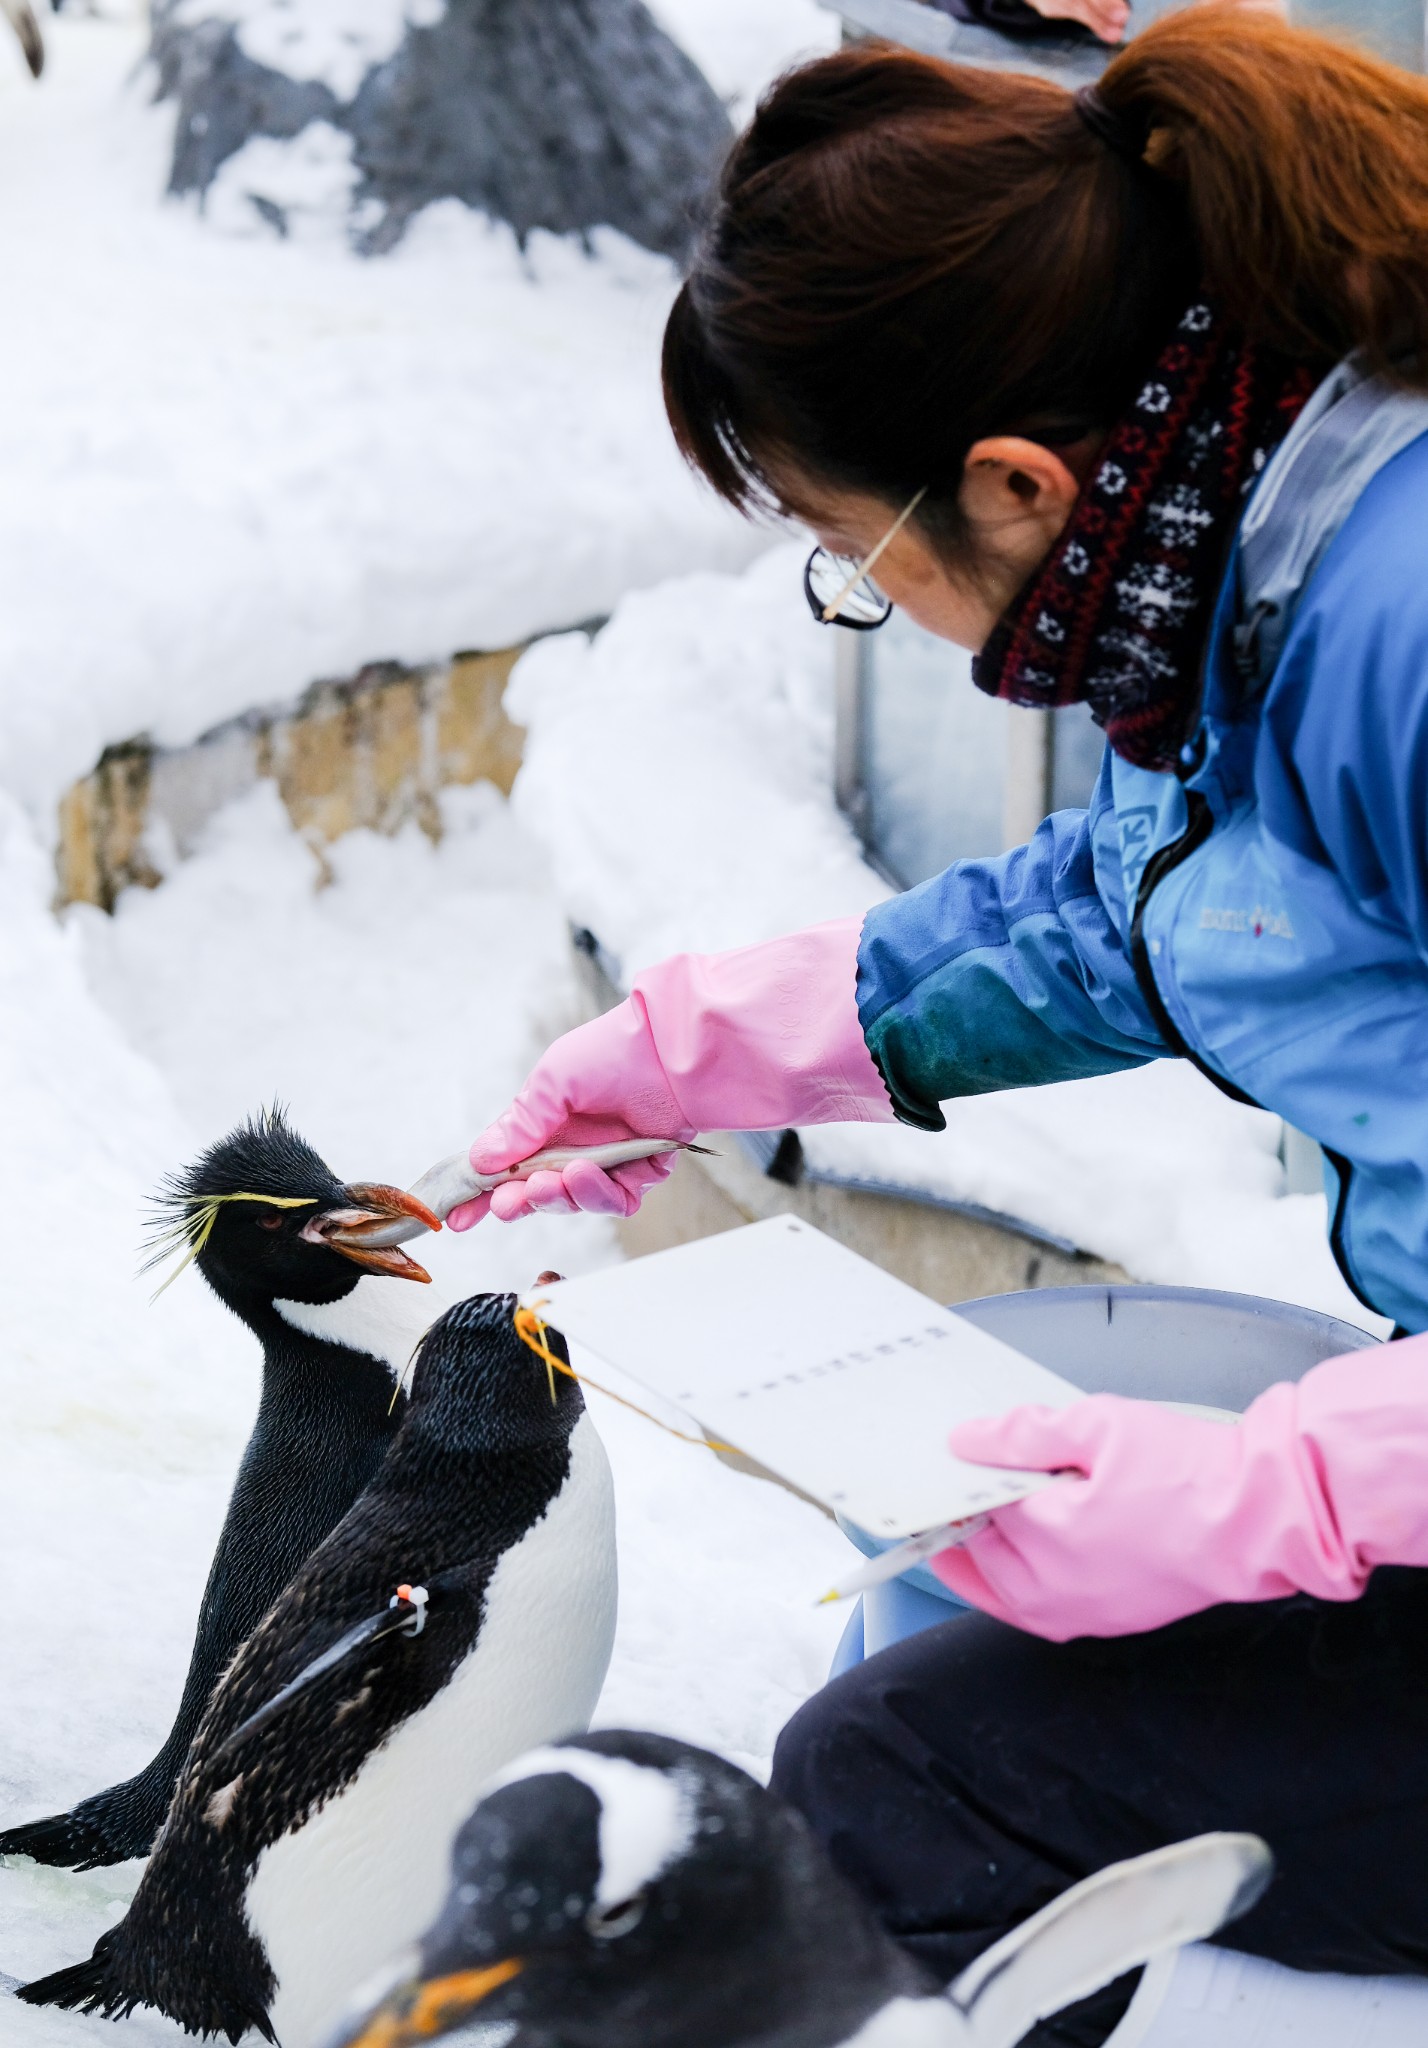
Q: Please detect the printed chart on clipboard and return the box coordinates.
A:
[520,1216,1085,1539]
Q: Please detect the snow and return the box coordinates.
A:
[646,0,839,120]
[204,120,365,239]
[182,0,446,101]
[507,544,1386,1333]
[0,13,772,832]
[507,550,881,967]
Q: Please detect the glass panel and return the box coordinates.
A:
[861,610,1007,888]
[1049,702,1105,814]
[1291,0,1423,73]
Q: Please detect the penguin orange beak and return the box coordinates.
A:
[330,1956,524,2048]
[304,1186,442,1283]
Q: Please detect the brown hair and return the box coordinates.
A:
[663,6,1428,548]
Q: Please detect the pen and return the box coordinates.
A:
[817,1515,989,1604]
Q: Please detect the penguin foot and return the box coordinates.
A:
[19,1943,275,2046]
[17,1954,117,2014]
[0,1804,147,1870]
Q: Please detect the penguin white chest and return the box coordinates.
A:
[245,1412,617,2048]
[274,1279,435,1382]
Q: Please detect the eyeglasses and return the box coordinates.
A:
[803,486,928,631]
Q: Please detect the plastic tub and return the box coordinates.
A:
[830,1284,1377,1677]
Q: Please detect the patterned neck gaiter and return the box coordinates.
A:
[971,302,1316,773]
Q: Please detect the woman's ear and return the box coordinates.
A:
[959,436,1083,553]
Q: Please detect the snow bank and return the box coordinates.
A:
[508,549,884,968]
[0,781,847,2036]
[0,18,770,832]
[180,0,446,101]
[506,544,1382,1329]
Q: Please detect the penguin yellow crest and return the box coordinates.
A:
[143,1192,318,1299]
[512,1301,735,1452]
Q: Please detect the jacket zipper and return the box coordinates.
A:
[1320,1145,1380,1316]
[1127,790,1381,1314]
[1127,790,1259,1109]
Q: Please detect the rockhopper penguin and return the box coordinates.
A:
[0,1107,441,1871]
[330,1732,1273,2048]
[20,1290,618,2048]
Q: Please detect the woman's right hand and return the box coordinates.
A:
[1023,0,1129,42]
[447,919,892,1229]
[447,1001,691,1227]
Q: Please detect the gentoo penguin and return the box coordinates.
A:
[329,1732,1273,2048]
[0,1107,440,1870]
[20,1290,617,2048]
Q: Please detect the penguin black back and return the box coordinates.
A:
[20,1291,604,2046]
[0,1108,439,1870]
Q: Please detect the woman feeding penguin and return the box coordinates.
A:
[454,9,1428,2042]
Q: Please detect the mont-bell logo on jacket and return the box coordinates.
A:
[1199,904,1296,940]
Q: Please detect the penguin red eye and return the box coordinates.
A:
[586,1894,646,1941]
[256,1215,284,1231]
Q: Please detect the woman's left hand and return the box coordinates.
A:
[934,1397,1252,1640]
[931,1349,1428,1639]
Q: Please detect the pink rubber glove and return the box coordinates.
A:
[448,917,892,1226]
[932,1335,1428,1641]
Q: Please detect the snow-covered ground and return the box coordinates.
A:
[0,4,839,829]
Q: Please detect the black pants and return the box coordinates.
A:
[771,1569,1428,2045]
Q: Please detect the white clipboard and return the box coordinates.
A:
[521,1216,1085,1538]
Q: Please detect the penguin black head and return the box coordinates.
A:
[404,1293,585,1454]
[149,1107,441,1316]
[326,1734,1278,2048]
[327,1730,926,2048]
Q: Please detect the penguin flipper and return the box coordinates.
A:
[949,1833,1273,2048]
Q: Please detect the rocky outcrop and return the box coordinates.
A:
[150,0,732,256]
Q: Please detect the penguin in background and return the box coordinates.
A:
[19,1290,618,2048]
[0,1107,442,1871]
[1,0,43,78]
[328,1731,1273,2048]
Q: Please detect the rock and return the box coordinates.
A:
[150,0,734,257]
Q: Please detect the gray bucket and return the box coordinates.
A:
[831,1284,1378,1675]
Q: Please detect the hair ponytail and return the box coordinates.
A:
[1099,5,1428,372]
[663,6,1428,537]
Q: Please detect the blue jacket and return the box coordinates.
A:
[856,361,1428,1331]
